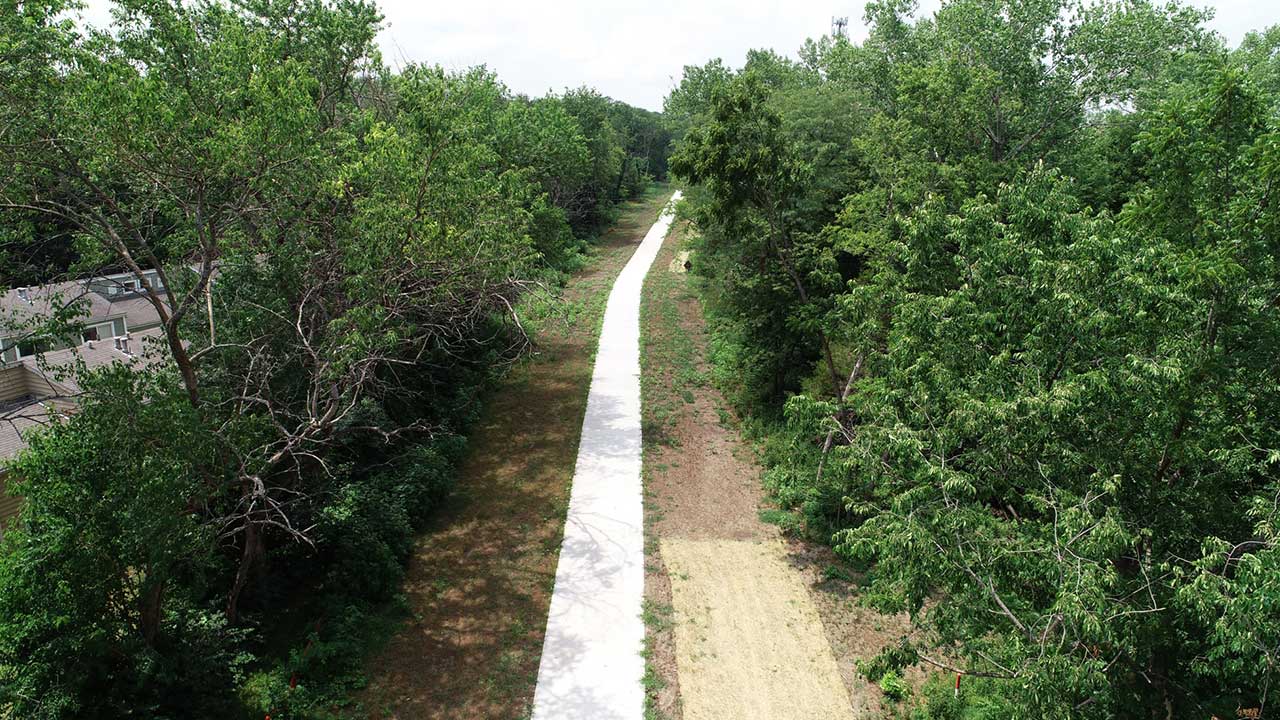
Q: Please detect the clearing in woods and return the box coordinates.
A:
[639,219,917,719]
[356,185,673,720]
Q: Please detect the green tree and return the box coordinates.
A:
[806,64,1276,718]
[671,1,1278,716]
[0,369,239,718]
[671,74,851,410]
[664,58,733,133]
[0,1,670,715]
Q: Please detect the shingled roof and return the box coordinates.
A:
[0,266,188,524]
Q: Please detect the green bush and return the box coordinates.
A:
[319,440,460,602]
[240,600,407,718]
[0,370,244,718]
[911,675,962,720]
[879,670,910,702]
[910,674,1008,720]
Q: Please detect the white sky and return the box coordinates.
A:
[77,0,1280,111]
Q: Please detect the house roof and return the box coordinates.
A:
[1,277,171,345]
[0,397,72,461]
[0,280,114,329]
[0,327,166,464]
[21,326,165,391]
[106,295,164,330]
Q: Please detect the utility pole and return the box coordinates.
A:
[832,15,849,40]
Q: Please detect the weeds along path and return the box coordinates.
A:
[639,222,913,720]
[356,186,674,720]
[529,191,682,720]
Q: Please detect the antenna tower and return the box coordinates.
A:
[832,16,849,39]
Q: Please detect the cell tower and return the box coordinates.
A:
[832,16,849,40]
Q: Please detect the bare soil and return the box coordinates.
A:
[663,537,856,720]
[355,187,673,720]
[640,221,915,720]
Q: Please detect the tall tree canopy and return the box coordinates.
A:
[0,1,670,716]
[670,0,1280,716]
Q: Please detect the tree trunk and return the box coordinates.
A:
[814,352,865,485]
[226,519,264,623]
[139,576,166,646]
[166,324,202,408]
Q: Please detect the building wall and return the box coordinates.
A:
[0,364,66,402]
[1,365,29,527]
[1,366,76,527]
[0,364,28,402]
[0,471,20,527]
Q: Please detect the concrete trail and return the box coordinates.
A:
[531,190,682,720]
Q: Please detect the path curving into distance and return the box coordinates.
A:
[531,190,682,720]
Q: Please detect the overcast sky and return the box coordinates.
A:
[77,0,1280,111]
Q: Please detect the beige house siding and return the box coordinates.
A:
[0,471,20,525]
[1,363,69,402]
[2,366,27,525]
[0,365,25,400]
[2,365,78,524]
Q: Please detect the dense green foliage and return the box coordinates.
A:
[0,1,668,717]
[670,0,1280,716]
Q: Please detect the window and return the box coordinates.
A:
[0,394,36,414]
[16,340,52,358]
[107,277,140,295]
[85,322,117,341]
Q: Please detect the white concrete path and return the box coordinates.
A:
[531,191,682,720]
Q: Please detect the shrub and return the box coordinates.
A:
[879,670,910,702]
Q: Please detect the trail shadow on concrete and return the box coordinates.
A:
[532,344,647,719]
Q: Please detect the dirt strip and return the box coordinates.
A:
[640,220,914,720]
[662,537,856,720]
[355,186,673,720]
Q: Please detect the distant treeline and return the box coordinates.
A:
[670,0,1280,716]
[0,1,669,717]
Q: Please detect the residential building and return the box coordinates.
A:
[0,269,170,527]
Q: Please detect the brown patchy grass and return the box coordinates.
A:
[355,186,673,720]
[639,221,917,720]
